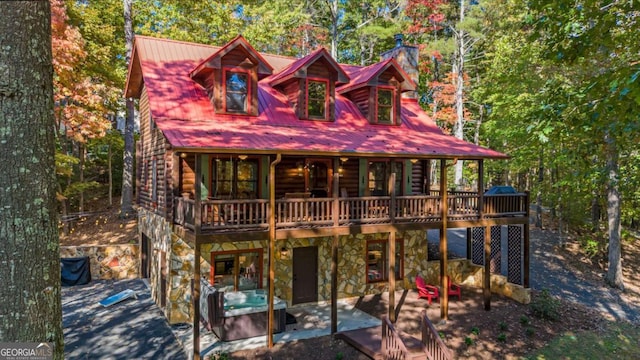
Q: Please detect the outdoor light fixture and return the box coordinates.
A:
[340,157,349,163]
[410,159,419,164]
[280,246,289,258]
[238,154,248,160]
[179,152,188,159]
[297,162,304,176]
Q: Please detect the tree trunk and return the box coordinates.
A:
[604,134,624,289]
[108,142,113,206]
[121,0,135,217]
[329,0,338,59]
[0,2,64,357]
[535,148,544,228]
[453,0,466,189]
[78,142,85,212]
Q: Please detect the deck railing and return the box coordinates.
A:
[174,192,528,232]
[420,310,453,360]
[381,315,410,360]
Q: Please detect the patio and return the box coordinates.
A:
[176,284,525,359]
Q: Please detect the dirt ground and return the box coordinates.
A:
[59,199,138,246]
[62,203,640,359]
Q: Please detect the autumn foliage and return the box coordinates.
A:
[51,0,111,143]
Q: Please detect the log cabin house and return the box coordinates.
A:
[125,34,530,353]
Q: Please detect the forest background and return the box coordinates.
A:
[53,0,639,290]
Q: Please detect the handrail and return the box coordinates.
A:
[381,315,410,360]
[174,193,529,231]
[420,310,453,360]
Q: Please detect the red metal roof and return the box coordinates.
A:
[127,35,507,159]
[268,47,349,86]
[338,58,416,94]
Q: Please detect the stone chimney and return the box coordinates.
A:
[380,34,419,99]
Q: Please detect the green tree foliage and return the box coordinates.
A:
[477,0,640,288]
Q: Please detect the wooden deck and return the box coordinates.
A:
[175,193,529,240]
[336,326,427,360]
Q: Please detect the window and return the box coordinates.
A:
[211,250,263,291]
[366,239,404,283]
[151,158,157,203]
[225,71,249,113]
[368,161,403,195]
[211,158,259,199]
[307,80,328,120]
[376,88,395,124]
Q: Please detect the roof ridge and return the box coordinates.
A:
[134,34,221,50]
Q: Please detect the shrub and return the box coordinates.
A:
[520,315,530,325]
[471,326,480,336]
[530,289,560,321]
[497,333,507,342]
[464,336,474,346]
[525,327,535,337]
[499,321,508,331]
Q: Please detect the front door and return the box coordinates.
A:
[306,159,332,197]
[292,246,318,305]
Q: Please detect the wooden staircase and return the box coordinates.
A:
[336,311,453,360]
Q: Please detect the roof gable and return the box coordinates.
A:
[269,48,349,87]
[190,35,273,82]
[338,58,416,94]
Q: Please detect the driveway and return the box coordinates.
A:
[62,278,187,359]
[428,227,640,324]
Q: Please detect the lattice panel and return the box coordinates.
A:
[490,226,502,274]
[471,227,484,265]
[507,225,523,285]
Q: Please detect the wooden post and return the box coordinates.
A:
[424,160,431,194]
[439,159,449,320]
[193,153,201,360]
[484,226,491,310]
[478,160,485,219]
[331,160,340,334]
[524,191,530,288]
[268,154,281,348]
[466,228,472,260]
[388,173,396,323]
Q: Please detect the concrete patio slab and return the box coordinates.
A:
[62,279,187,360]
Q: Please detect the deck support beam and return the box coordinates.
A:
[484,225,491,310]
[388,173,396,323]
[193,153,202,360]
[267,153,281,348]
[331,161,340,334]
[439,159,449,320]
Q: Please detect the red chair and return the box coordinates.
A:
[415,275,439,305]
[447,278,461,300]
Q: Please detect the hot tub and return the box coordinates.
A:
[200,281,287,341]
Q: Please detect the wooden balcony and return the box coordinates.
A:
[174,192,529,241]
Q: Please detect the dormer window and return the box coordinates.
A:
[225,70,249,114]
[190,35,273,117]
[376,87,395,124]
[307,79,329,120]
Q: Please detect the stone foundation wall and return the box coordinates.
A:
[419,259,531,304]
[137,209,174,320]
[60,244,139,280]
[166,230,428,323]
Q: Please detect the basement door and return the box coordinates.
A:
[292,246,318,305]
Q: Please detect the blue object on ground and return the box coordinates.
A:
[99,289,137,307]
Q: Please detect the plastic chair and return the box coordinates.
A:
[415,275,439,305]
[447,278,461,300]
